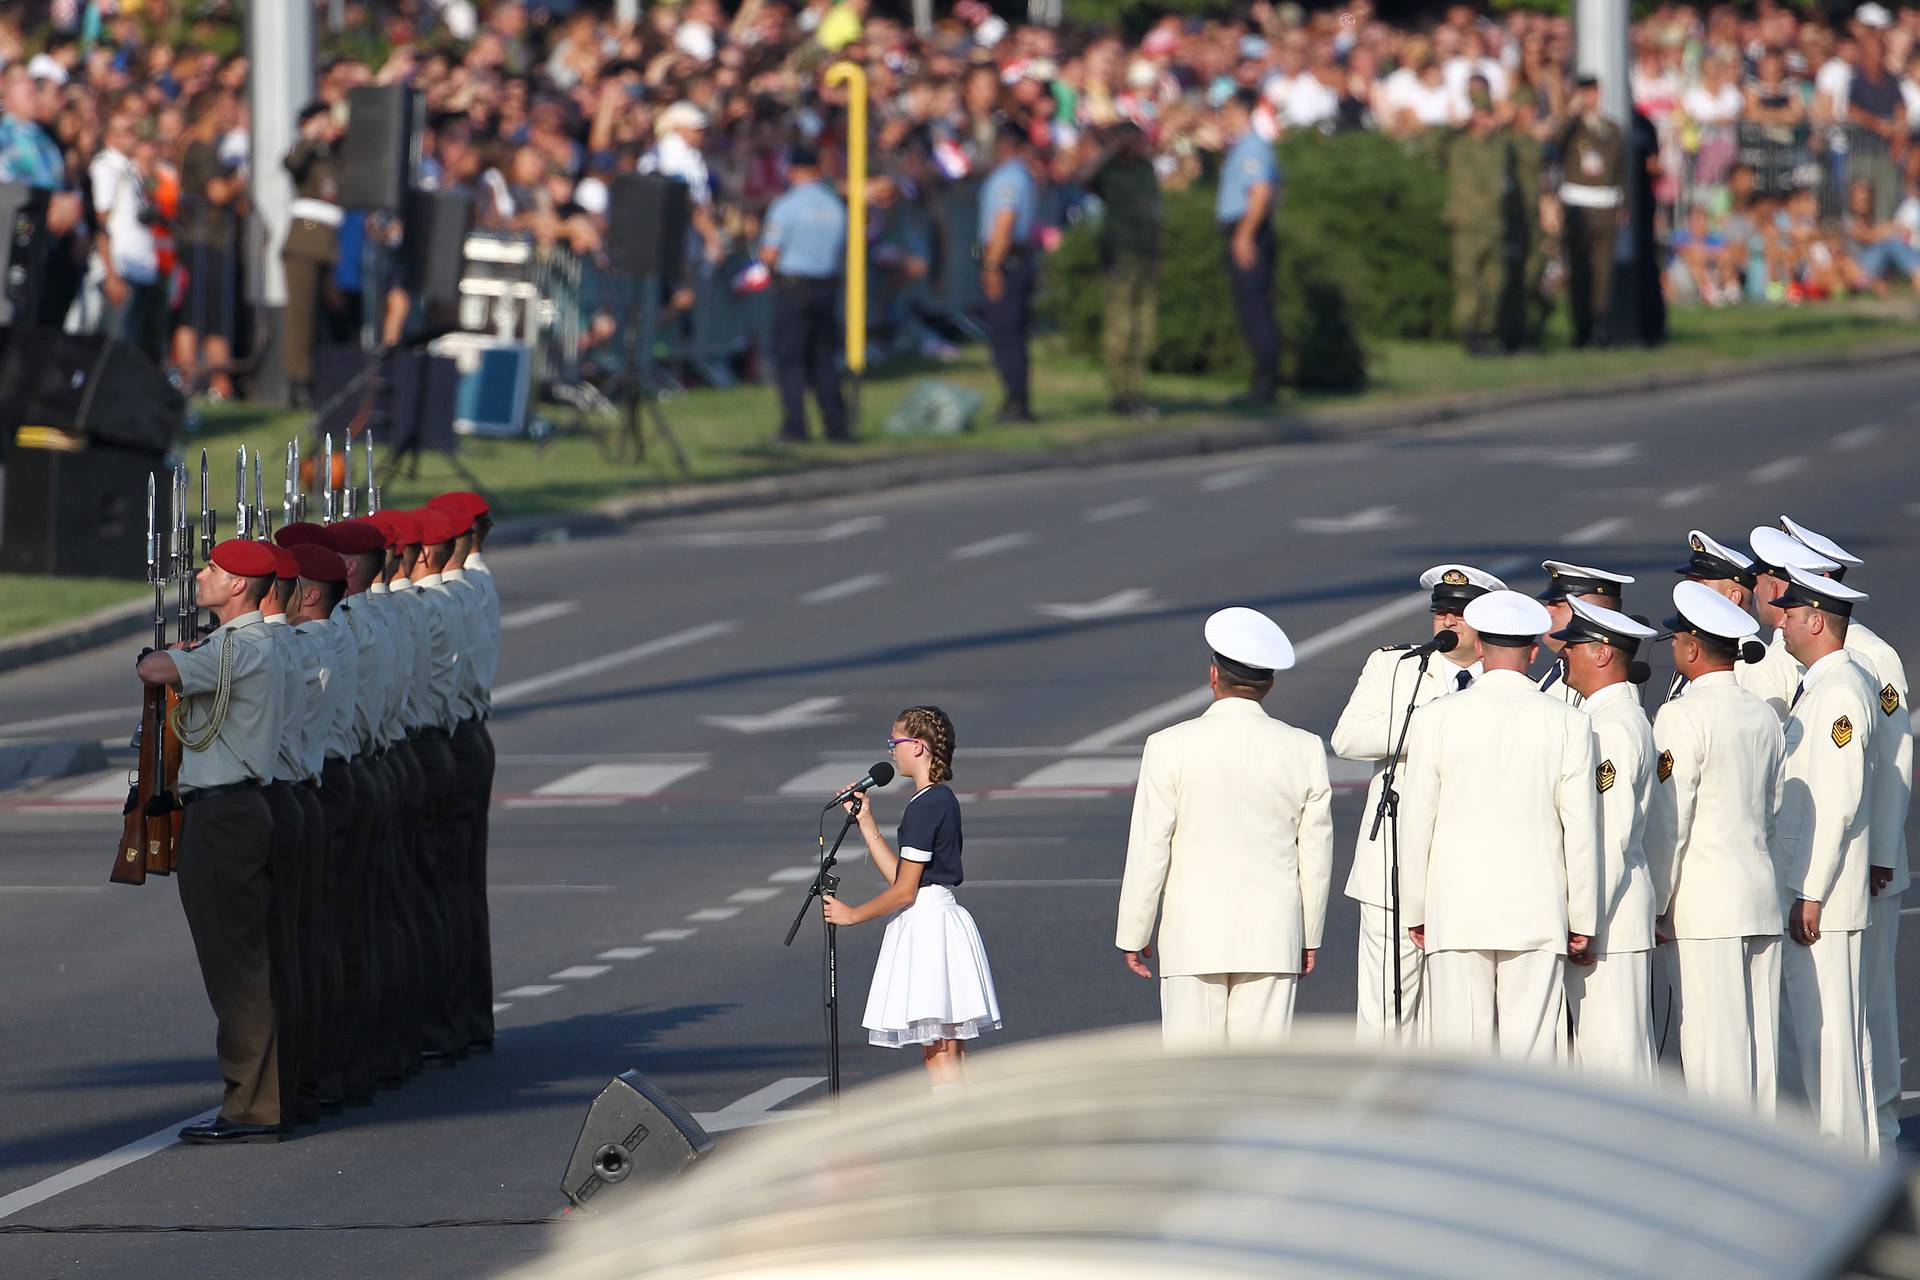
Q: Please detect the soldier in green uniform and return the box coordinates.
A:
[1553,75,1626,349]
[1076,122,1163,417]
[281,102,344,408]
[1444,79,1538,356]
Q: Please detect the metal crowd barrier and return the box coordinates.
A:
[1673,120,1904,229]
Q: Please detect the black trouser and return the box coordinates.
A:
[983,251,1035,412]
[1565,204,1616,349]
[456,719,497,1049]
[773,275,848,442]
[176,785,279,1127]
[1222,220,1279,398]
[338,758,382,1100]
[372,746,423,1081]
[293,782,338,1102]
[258,781,307,1122]
[410,731,464,1056]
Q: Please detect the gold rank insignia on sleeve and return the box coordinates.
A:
[1881,684,1901,716]
[1657,750,1674,782]
[1596,760,1616,793]
[1831,716,1854,748]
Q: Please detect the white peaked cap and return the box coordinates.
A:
[1419,563,1507,592]
[1565,596,1658,640]
[1463,590,1552,639]
[1204,606,1295,673]
[1749,526,1840,574]
[1779,516,1862,568]
[1667,580,1762,641]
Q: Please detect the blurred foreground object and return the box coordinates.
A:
[513,1025,1920,1280]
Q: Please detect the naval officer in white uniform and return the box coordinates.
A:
[1397,590,1601,1064]
[1117,607,1335,1049]
[1536,561,1635,705]
[1331,563,1500,1042]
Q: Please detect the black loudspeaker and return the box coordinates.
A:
[0,445,166,578]
[609,173,691,287]
[402,189,473,314]
[0,181,51,327]
[312,345,458,458]
[339,85,423,212]
[561,1069,712,1210]
[0,329,184,453]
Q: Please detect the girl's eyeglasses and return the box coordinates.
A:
[886,736,920,750]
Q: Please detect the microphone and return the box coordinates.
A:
[1739,639,1767,665]
[826,761,895,809]
[1627,660,1652,685]
[1397,630,1461,660]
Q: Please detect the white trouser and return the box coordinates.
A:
[1567,948,1655,1083]
[1781,927,1876,1156]
[1862,894,1903,1147]
[1424,948,1566,1065]
[1160,972,1297,1050]
[1671,936,1779,1117]
[1354,901,1424,1043]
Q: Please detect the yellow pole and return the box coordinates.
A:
[825,61,867,383]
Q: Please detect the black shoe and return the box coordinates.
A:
[179,1117,281,1145]
[465,1038,494,1055]
[995,402,1036,424]
[422,1048,463,1068]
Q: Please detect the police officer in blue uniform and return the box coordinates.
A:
[1216,90,1281,407]
[761,143,850,442]
[978,122,1041,424]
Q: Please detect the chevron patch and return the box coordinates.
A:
[1882,684,1901,716]
[1596,760,1616,793]
[1657,750,1674,782]
[1832,716,1854,748]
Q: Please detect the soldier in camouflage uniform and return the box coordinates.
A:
[1444,79,1539,356]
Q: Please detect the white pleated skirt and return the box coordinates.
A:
[862,884,1003,1048]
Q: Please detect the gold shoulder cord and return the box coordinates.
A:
[168,630,237,752]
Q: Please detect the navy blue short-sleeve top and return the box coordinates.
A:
[896,783,962,887]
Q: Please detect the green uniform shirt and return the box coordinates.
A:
[1087,152,1162,267]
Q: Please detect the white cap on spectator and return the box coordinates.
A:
[656,102,708,137]
[675,21,717,62]
[26,54,67,86]
[574,176,609,217]
[1858,2,1893,28]
[1126,60,1158,91]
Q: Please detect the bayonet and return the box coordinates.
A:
[283,440,294,530]
[323,432,335,524]
[254,450,268,539]
[366,429,378,514]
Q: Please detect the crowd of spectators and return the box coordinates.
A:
[5,0,1920,402]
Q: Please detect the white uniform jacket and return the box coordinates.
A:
[1775,651,1879,933]
[1396,669,1601,952]
[1644,670,1785,940]
[1583,683,1656,956]
[1117,697,1335,978]
[1846,622,1912,897]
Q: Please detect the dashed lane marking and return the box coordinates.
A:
[768,866,821,882]
[951,532,1033,560]
[502,985,563,999]
[1564,516,1630,546]
[551,965,610,981]
[687,907,740,922]
[798,574,889,605]
[499,601,579,630]
[1085,498,1154,522]
[1748,456,1804,484]
[492,621,737,706]
[728,887,783,904]
[645,929,697,942]
[692,1077,828,1134]
[532,761,707,798]
[598,947,656,960]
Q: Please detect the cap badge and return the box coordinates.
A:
[1881,684,1900,716]
[1689,534,1705,552]
[1831,715,1854,748]
[1656,750,1674,782]
[1442,569,1468,586]
[1596,760,1616,793]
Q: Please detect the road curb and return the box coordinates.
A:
[0,598,150,678]
[488,335,1920,548]
[0,738,110,792]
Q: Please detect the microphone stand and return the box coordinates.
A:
[1368,647,1439,1033]
[784,796,863,1100]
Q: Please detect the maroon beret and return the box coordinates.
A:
[428,491,490,520]
[290,543,349,583]
[381,509,422,546]
[413,508,462,545]
[274,521,336,551]
[270,544,301,581]
[328,518,388,556]
[209,538,279,579]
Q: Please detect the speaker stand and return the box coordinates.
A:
[610,279,690,474]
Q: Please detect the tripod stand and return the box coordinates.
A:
[605,277,690,473]
[1367,647,1439,1032]
[782,797,863,1098]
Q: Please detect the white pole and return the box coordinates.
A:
[1574,0,1631,126]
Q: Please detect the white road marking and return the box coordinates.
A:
[55,770,133,802]
[492,621,736,705]
[502,985,563,998]
[1200,466,1268,492]
[779,762,866,796]
[965,878,1124,888]
[0,708,128,737]
[1563,516,1630,545]
[799,573,888,605]
[671,515,885,548]
[499,601,579,631]
[503,797,622,809]
[728,887,783,904]
[490,884,614,895]
[688,907,740,922]
[1659,485,1713,509]
[1834,424,1883,450]
[645,928,697,942]
[1294,505,1405,536]
[1489,443,1640,467]
[1902,906,1920,916]
[1036,588,1162,622]
[951,532,1033,560]
[0,1106,219,1224]
[1008,758,1139,793]
[0,885,109,894]
[533,761,707,798]
[769,866,821,882]
[705,697,846,734]
[551,965,610,981]
[492,1002,513,1013]
[692,1077,827,1134]
[1085,498,1155,522]
[598,947,656,961]
[1748,456,1804,485]
[1067,560,1524,751]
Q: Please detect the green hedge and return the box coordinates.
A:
[1041,128,1453,392]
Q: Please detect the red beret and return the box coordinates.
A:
[329,518,388,557]
[380,509,421,546]
[274,521,336,551]
[428,491,490,520]
[413,508,462,545]
[270,544,301,581]
[209,538,279,579]
[290,543,348,583]
[416,504,471,538]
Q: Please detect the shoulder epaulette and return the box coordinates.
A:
[1377,643,1416,652]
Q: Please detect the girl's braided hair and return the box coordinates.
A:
[896,705,955,785]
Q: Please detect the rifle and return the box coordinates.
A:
[323,431,335,524]
[255,449,270,540]
[366,429,379,514]
[114,474,176,885]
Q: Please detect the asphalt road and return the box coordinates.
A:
[1,361,1917,1276]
